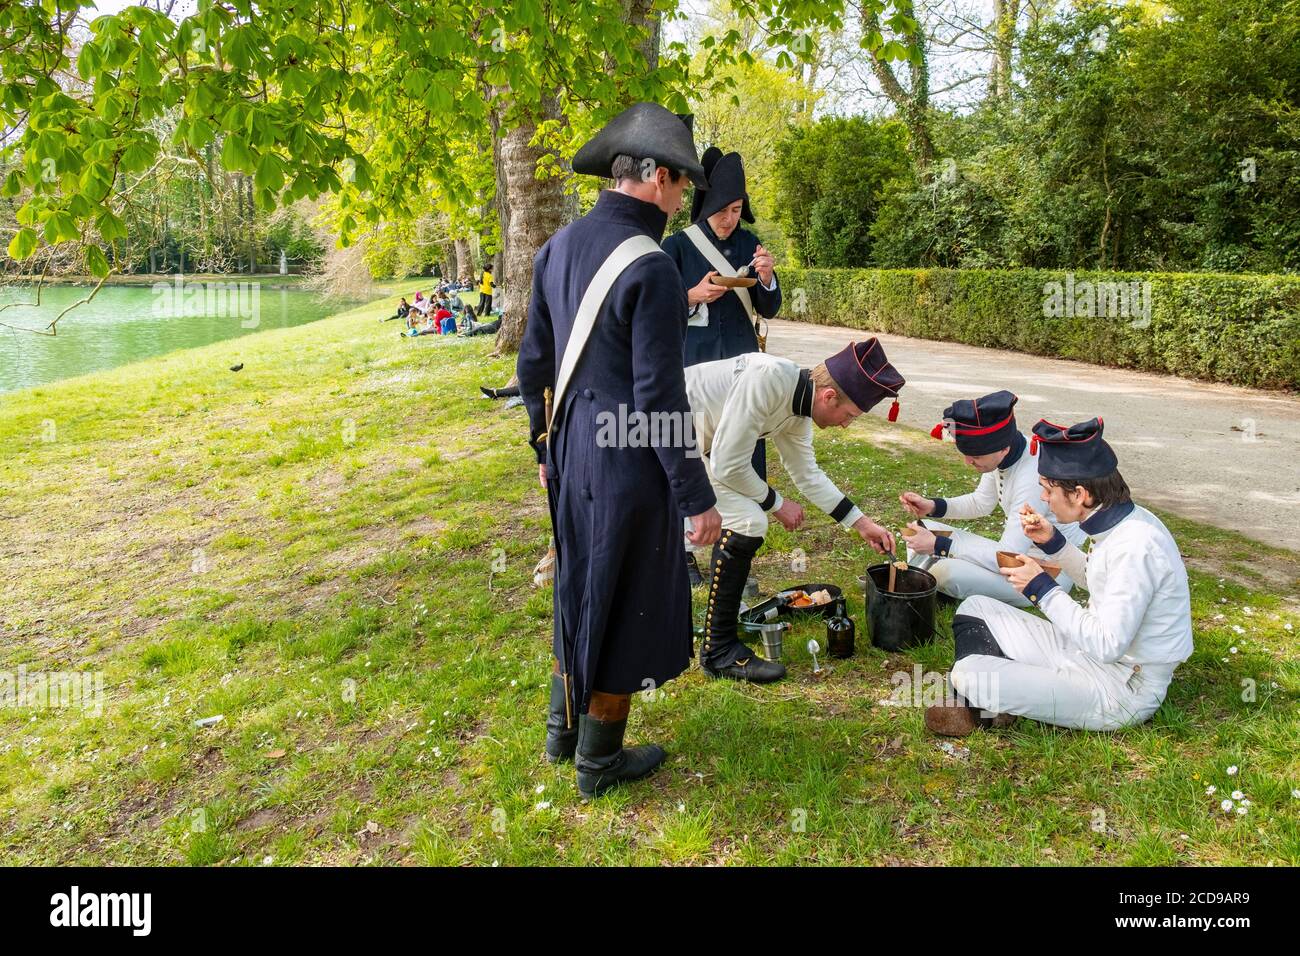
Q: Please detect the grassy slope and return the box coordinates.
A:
[0,296,1295,866]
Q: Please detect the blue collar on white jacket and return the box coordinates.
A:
[1080,500,1136,537]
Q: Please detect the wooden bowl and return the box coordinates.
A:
[710,275,757,289]
[901,524,949,538]
[996,550,1062,580]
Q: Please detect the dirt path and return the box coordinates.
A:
[765,318,1300,549]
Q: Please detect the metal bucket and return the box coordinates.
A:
[864,563,938,652]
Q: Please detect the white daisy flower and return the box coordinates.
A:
[534,801,551,811]
[535,784,545,794]
[1220,799,1234,813]
[1236,806,1248,816]
[1232,790,1244,800]
[1205,785,1217,795]
[1230,646,1238,654]
[1227,765,1239,775]
[1292,789,1299,799]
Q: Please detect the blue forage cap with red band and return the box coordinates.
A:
[1030,417,1119,479]
[824,338,905,420]
[930,390,1019,455]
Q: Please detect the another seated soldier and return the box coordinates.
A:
[925,418,1194,736]
[899,390,1086,607]
[686,340,903,684]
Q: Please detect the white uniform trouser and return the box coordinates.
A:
[685,460,768,551]
[908,520,1074,609]
[950,595,1175,731]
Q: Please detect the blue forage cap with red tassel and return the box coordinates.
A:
[1030,417,1119,479]
[824,338,905,419]
[929,390,1019,455]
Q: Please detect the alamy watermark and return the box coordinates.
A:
[595,405,702,457]
[151,276,261,328]
[2,666,104,717]
[882,664,1002,716]
[1042,273,1152,329]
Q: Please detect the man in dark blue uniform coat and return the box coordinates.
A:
[663,148,782,366]
[663,148,780,584]
[517,103,722,799]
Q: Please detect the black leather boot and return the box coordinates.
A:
[685,551,704,588]
[544,672,578,763]
[701,530,786,683]
[574,713,666,799]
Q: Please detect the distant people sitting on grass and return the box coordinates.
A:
[407,291,432,323]
[461,314,500,337]
[385,297,411,322]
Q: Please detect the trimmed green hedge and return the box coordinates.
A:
[778,268,1300,390]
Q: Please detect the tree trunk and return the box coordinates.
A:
[454,238,470,280]
[990,0,1018,102]
[493,101,567,354]
[865,4,934,178]
[492,1,660,354]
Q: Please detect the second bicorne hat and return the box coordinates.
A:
[692,150,755,224]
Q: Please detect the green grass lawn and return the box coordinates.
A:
[1,295,1296,865]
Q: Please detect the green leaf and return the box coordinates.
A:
[255,153,284,194]
[96,210,127,243]
[220,134,256,173]
[43,211,81,245]
[1,171,21,198]
[7,226,38,261]
[85,245,110,278]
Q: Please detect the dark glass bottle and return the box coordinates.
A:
[826,606,855,659]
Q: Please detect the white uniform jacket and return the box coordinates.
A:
[685,353,863,530]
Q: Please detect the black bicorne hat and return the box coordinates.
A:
[689,147,724,222]
[572,102,708,188]
[692,150,754,224]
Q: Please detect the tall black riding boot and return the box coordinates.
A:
[700,530,786,683]
[575,711,666,799]
[543,671,578,763]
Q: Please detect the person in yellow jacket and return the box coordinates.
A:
[478,265,494,317]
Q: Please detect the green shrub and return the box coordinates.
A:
[779,268,1300,390]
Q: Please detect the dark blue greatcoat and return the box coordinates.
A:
[661,219,782,367]
[517,190,717,714]
[663,220,782,478]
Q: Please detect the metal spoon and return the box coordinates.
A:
[807,638,822,674]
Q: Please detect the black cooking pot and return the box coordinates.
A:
[864,563,938,652]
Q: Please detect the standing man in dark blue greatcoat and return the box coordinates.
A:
[517,103,722,799]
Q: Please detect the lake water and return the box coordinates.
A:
[0,280,362,394]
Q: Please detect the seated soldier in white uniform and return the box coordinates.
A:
[900,390,1086,607]
[925,417,1194,736]
[686,340,904,683]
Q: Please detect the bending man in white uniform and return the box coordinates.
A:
[900,390,1086,607]
[926,417,1194,736]
[686,340,904,683]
